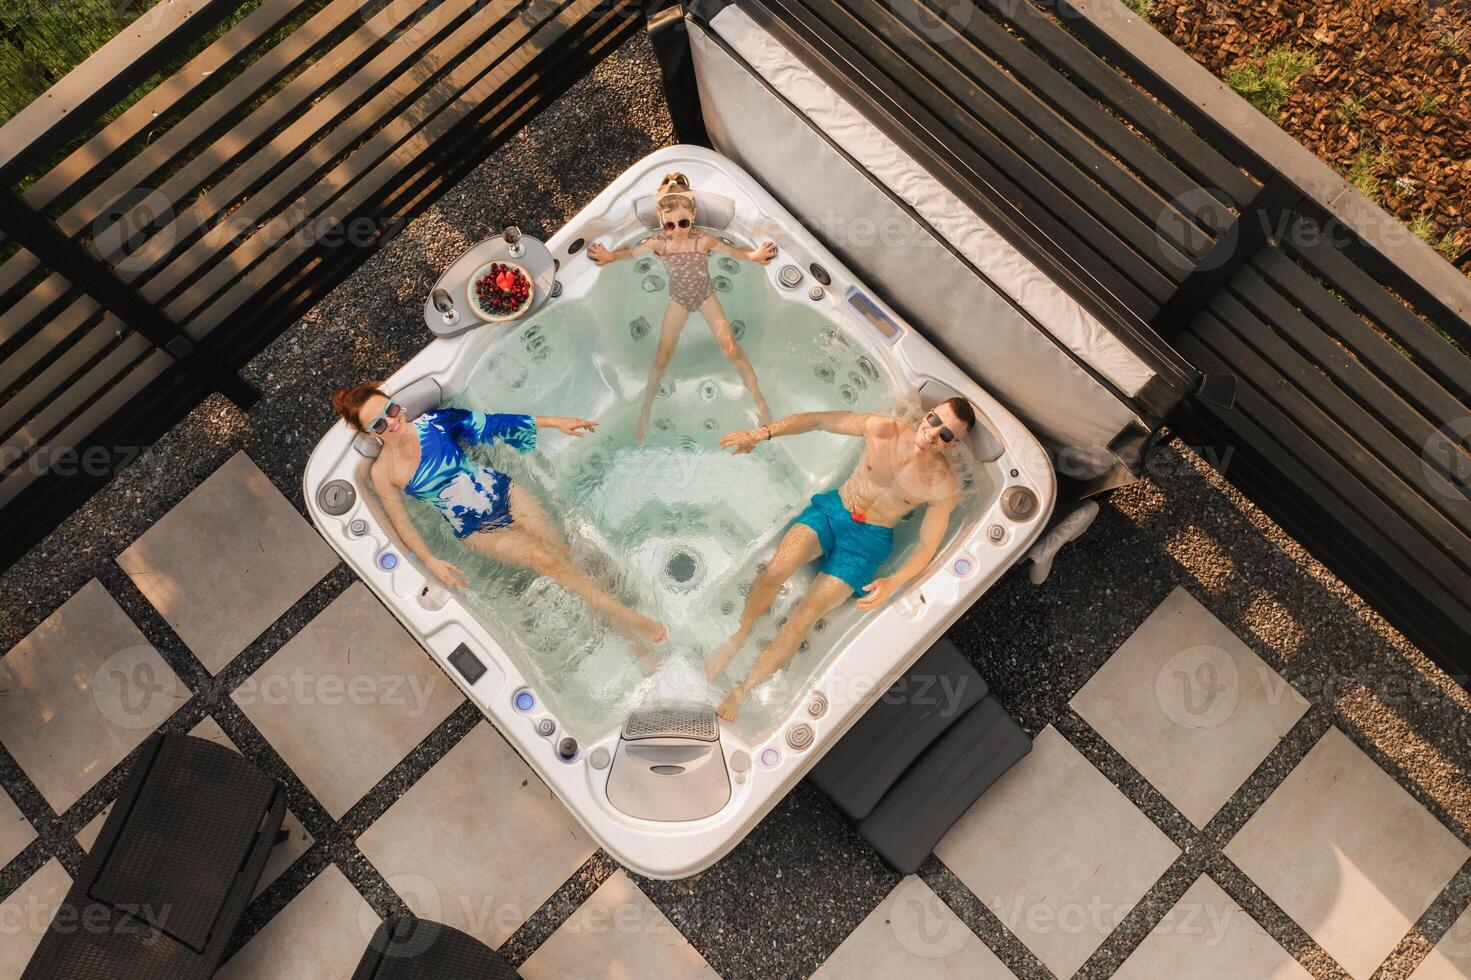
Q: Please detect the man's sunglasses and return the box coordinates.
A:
[926,412,957,444]
[662,218,692,231]
[366,400,402,435]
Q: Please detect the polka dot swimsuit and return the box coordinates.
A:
[657,231,715,310]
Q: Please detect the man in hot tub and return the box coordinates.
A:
[707,397,975,720]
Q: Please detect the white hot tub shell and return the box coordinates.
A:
[305,146,1054,878]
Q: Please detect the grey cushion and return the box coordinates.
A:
[808,637,986,822]
[856,695,1032,874]
[632,191,736,231]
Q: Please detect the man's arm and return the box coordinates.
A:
[719,411,874,454]
[856,493,959,611]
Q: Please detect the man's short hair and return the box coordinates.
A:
[939,395,976,434]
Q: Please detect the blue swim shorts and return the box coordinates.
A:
[794,490,895,596]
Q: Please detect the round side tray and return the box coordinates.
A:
[424,232,558,337]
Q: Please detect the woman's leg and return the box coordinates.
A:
[507,483,570,559]
[463,526,668,654]
[706,524,821,680]
[636,301,689,440]
[700,295,771,424]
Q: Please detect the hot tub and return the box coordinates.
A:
[304,146,1053,878]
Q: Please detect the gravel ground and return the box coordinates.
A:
[3,28,1470,980]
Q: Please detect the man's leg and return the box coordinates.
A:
[706,524,821,680]
[717,573,851,721]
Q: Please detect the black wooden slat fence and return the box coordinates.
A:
[0,0,646,564]
[705,0,1471,680]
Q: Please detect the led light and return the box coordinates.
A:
[759,747,780,768]
[514,690,535,712]
[377,552,399,571]
[953,557,973,576]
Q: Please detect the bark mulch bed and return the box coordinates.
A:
[1150,0,1471,274]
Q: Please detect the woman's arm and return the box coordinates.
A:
[370,468,465,587]
[587,238,656,266]
[534,416,599,437]
[857,494,959,611]
[719,411,875,454]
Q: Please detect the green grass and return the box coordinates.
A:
[1121,0,1154,16]
[1417,93,1443,115]
[1345,140,1386,198]
[1224,45,1319,120]
[1338,95,1364,124]
[1436,31,1464,54]
[1412,215,1469,262]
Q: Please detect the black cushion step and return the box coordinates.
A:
[352,917,521,980]
[807,637,986,822]
[857,694,1032,874]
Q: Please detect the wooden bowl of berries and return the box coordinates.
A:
[468,261,534,322]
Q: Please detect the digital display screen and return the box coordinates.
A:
[845,287,903,344]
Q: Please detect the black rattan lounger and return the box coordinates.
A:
[22,733,286,980]
[353,917,521,980]
[808,637,1032,873]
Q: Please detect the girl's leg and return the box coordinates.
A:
[636,301,690,440]
[464,526,668,653]
[507,483,570,559]
[700,295,771,424]
[706,524,821,679]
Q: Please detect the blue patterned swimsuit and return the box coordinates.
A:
[405,408,537,537]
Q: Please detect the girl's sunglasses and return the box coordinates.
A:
[662,218,692,230]
[366,400,402,435]
[926,411,957,444]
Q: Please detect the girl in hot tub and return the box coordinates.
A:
[587,172,777,440]
[332,384,668,653]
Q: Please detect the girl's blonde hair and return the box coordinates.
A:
[656,171,695,213]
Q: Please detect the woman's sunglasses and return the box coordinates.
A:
[366,400,402,435]
[662,218,692,231]
[926,412,957,444]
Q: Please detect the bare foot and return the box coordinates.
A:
[705,634,744,680]
[717,690,743,722]
[635,615,668,645]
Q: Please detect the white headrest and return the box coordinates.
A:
[919,381,1005,463]
[352,377,444,459]
[632,192,736,232]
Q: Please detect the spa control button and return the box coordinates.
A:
[729,750,751,773]
[785,724,815,752]
[348,518,369,537]
[447,644,488,684]
[536,718,556,737]
[805,694,828,719]
[777,265,804,289]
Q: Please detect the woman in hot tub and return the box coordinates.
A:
[332,384,667,651]
[587,172,777,440]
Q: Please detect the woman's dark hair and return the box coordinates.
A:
[939,395,977,433]
[331,384,388,432]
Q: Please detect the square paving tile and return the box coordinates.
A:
[75,716,314,897]
[520,871,719,980]
[1410,903,1471,979]
[0,579,184,812]
[117,451,336,673]
[1114,874,1309,980]
[231,582,461,817]
[0,859,71,977]
[216,866,373,980]
[933,726,1179,978]
[813,876,1014,979]
[357,722,595,947]
[1225,727,1470,979]
[1070,586,1309,828]
[0,790,34,870]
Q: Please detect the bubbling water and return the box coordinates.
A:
[405,244,983,741]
